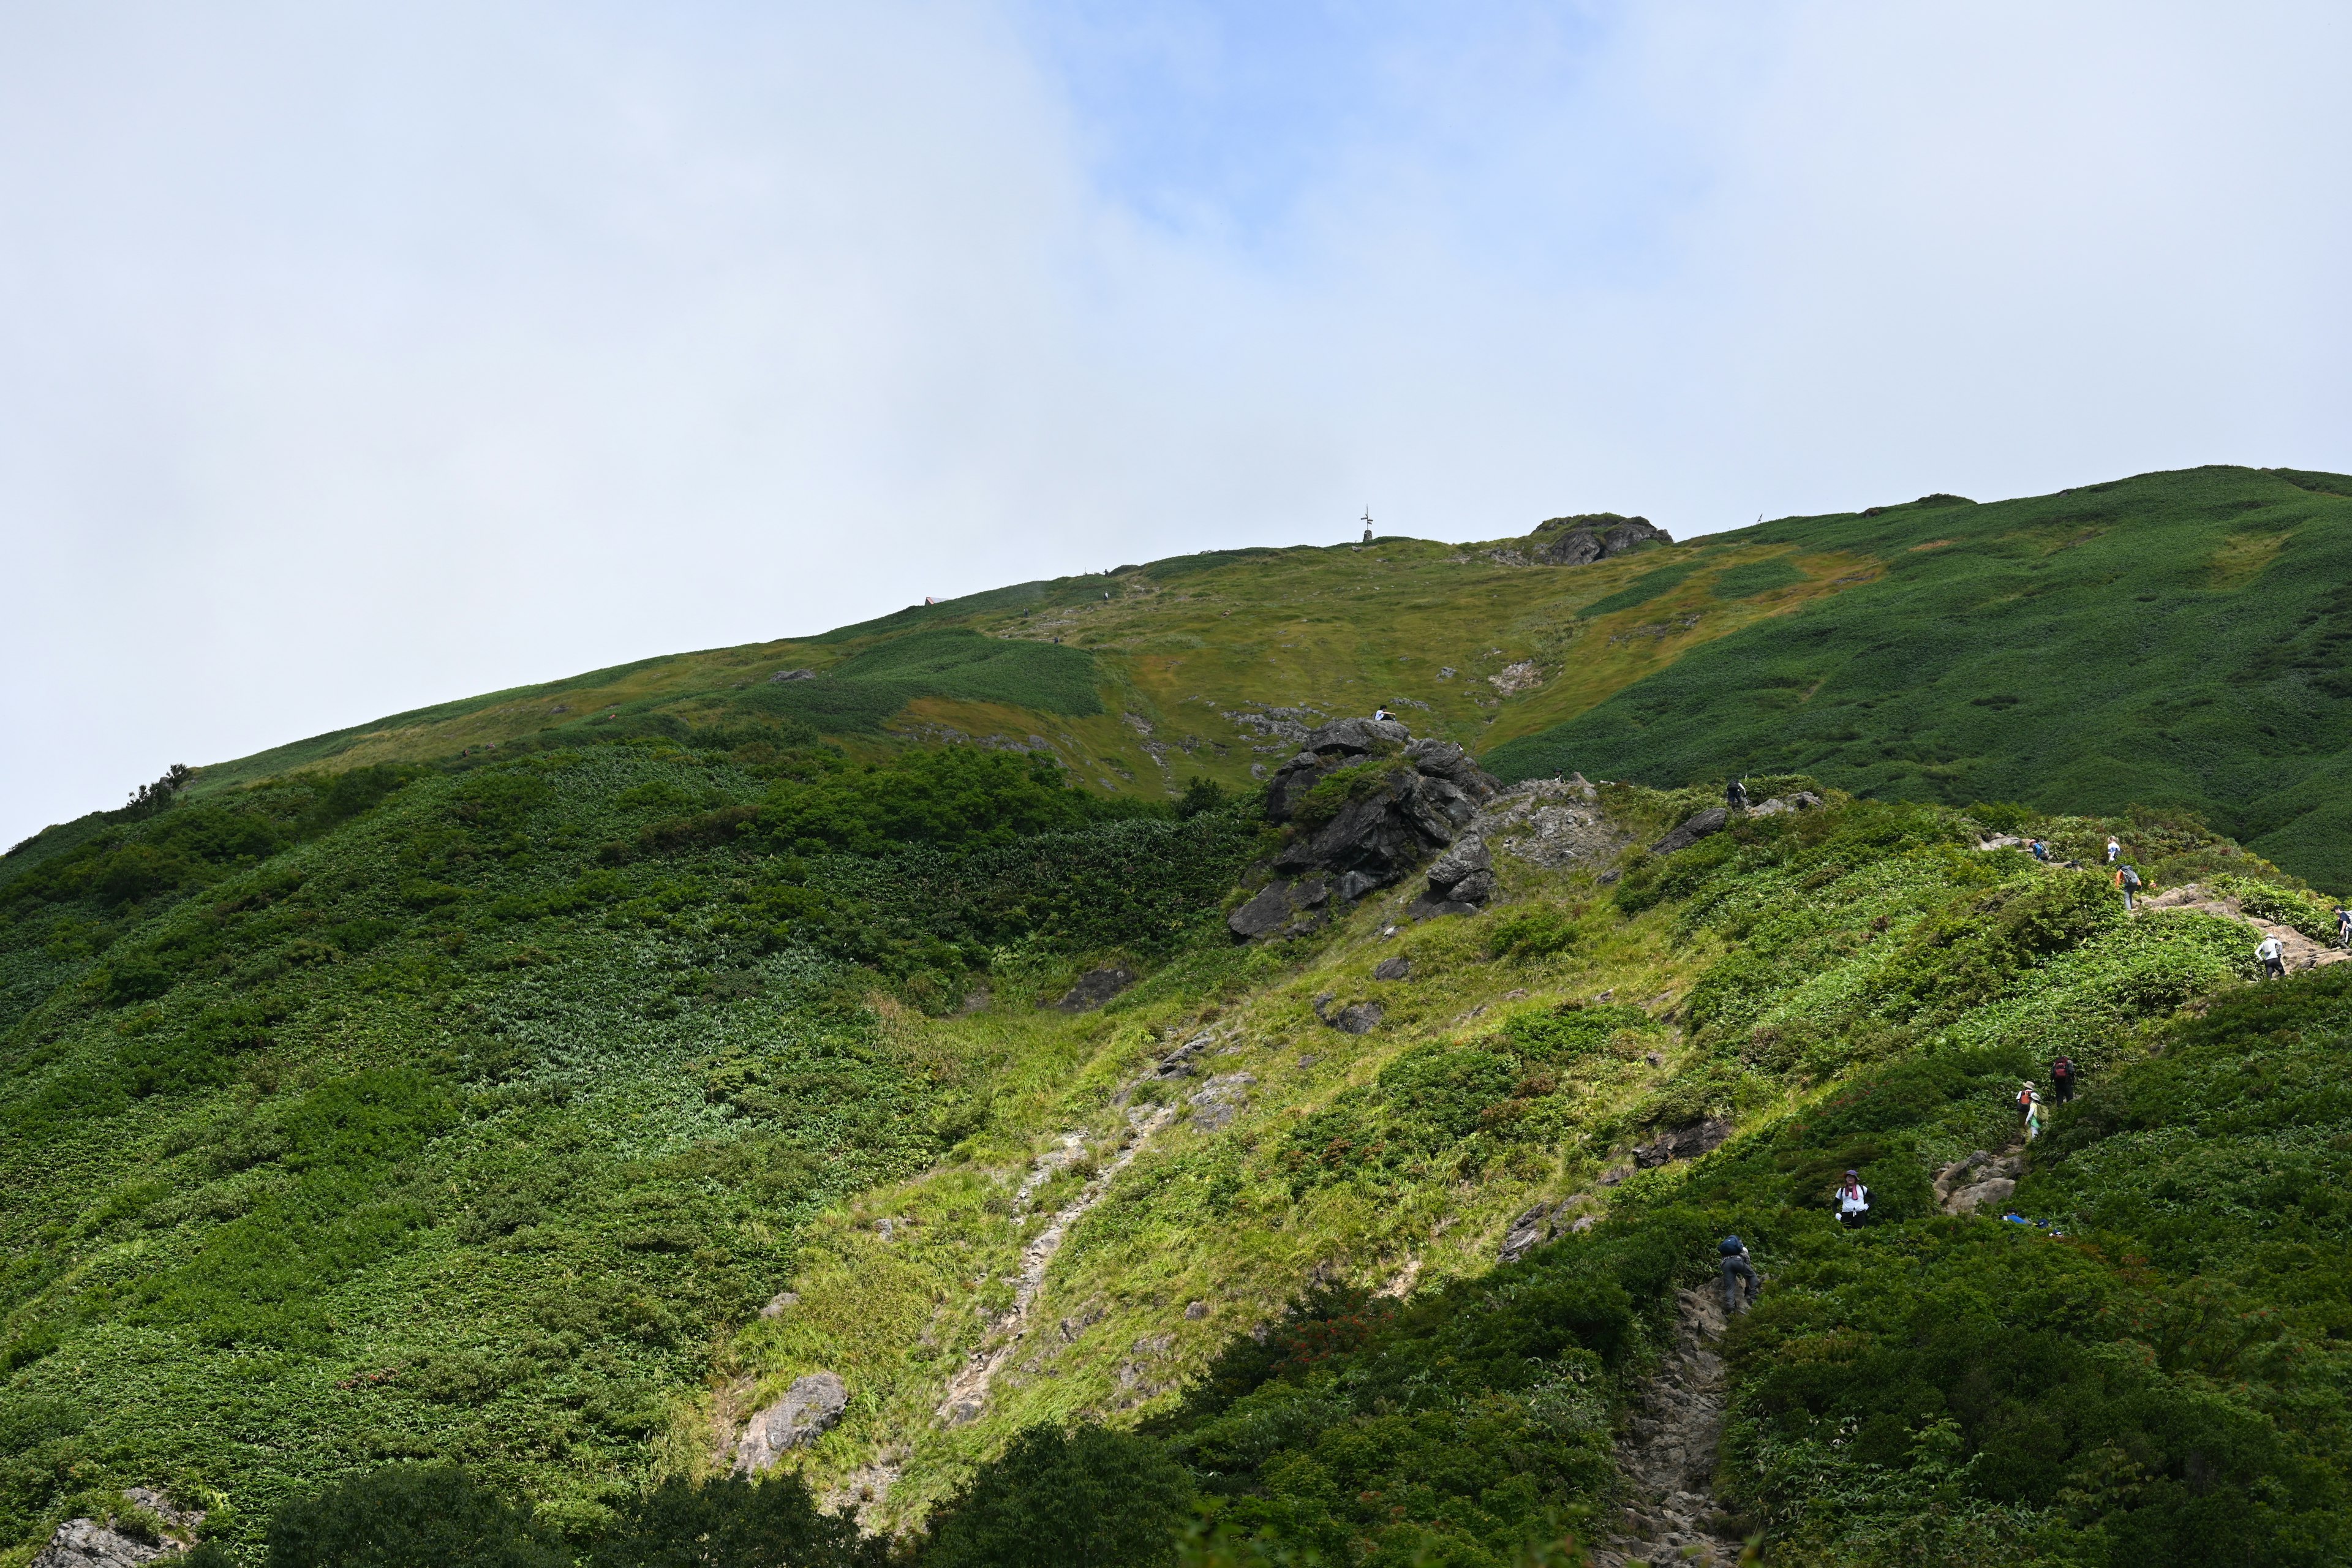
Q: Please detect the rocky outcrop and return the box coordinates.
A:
[1313,994,1384,1035]
[734,1372,850,1473]
[31,1520,175,1568]
[1633,1118,1732,1169]
[1409,833,1494,920]
[1749,790,1822,817]
[1054,967,1137,1012]
[1527,514,1673,567]
[1498,1197,1594,1262]
[1934,1148,2024,1215]
[1650,807,1728,856]
[1188,1073,1255,1131]
[1472,775,1627,869]
[1231,721,1499,940]
[30,1492,205,1568]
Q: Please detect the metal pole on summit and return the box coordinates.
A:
[1361,507,1374,544]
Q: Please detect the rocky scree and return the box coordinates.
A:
[1229,718,1502,940]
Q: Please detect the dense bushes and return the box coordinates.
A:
[924,1424,1194,1568]
[1143,1226,1704,1566]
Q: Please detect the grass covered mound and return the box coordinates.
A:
[1488,466,2352,885]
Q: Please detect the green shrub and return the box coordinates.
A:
[1487,903,1579,960]
[921,1423,1194,1568]
[1285,762,1398,830]
[265,1464,567,1568]
[592,1474,883,1568]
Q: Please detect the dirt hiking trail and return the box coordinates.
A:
[1591,1286,1751,1568]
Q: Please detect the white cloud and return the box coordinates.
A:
[2,0,2346,843]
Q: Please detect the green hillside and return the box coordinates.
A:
[4,465,2352,1568]
[1488,467,2352,885]
[90,462,2350,891]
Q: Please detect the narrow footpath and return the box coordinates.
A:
[1590,1287,1749,1568]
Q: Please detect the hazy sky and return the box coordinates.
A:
[5,1,2349,845]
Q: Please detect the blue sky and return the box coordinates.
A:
[4,2,2350,843]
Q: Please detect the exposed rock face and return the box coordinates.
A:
[769,668,816,682]
[1472,775,1627,869]
[734,1372,850,1474]
[1934,1149,2026,1215]
[1411,833,1494,919]
[1499,1197,1593,1262]
[1373,956,1411,981]
[1748,791,1823,817]
[1632,1118,1732,1169]
[1650,807,1729,856]
[1231,721,1499,940]
[1055,967,1136,1012]
[1188,1072,1255,1131]
[29,1521,172,1568]
[1528,513,1674,567]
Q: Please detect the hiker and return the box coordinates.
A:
[2051,1055,2077,1104]
[1719,1235,1760,1314]
[1726,778,1748,810]
[2335,906,2351,951]
[1373,706,1394,723]
[1833,1170,1871,1228]
[2116,864,2142,911]
[2256,935,2287,979]
[2030,839,2050,862]
[2106,836,2122,864]
[2018,1082,2045,1141]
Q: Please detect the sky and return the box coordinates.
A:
[4,1,2349,846]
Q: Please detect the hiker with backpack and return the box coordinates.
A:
[2106,836,2121,864]
[1719,1235,1760,1314]
[2256,935,2287,979]
[2018,1081,2045,1141]
[2336,907,2351,951]
[2051,1055,2077,1104]
[2030,839,2050,862]
[1832,1170,1871,1228]
[1726,778,1747,811]
[2115,864,2143,911]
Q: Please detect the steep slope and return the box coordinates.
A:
[6,709,2350,1565]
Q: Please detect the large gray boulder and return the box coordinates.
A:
[29,1521,171,1568]
[1410,834,1496,919]
[1650,807,1728,856]
[734,1371,850,1474]
[1632,1118,1732,1169]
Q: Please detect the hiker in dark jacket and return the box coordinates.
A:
[1726,779,1747,810]
[2116,864,2142,911]
[2336,907,2351,951]
[1719,1235,1760,1313]
[2051,1055,2077,1104]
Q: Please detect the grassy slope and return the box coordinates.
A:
[1488,466,2352,884]
[5,722,2349,1565]
[112,464,2350,891]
